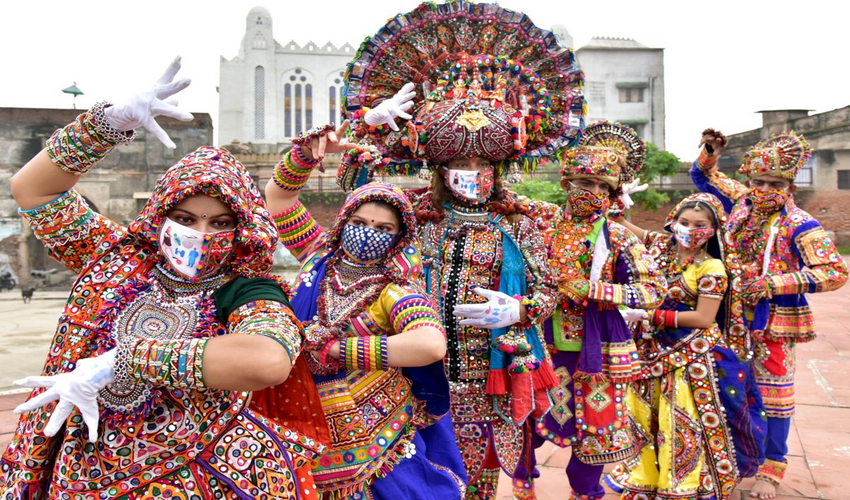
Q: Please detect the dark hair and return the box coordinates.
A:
[351,200,406,236]
[424,161,527,223]
[674,201,718,228]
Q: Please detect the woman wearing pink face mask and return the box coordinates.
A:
[609,193,767,499]
[3,58,326,499]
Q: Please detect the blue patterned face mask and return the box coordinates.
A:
[341,224,400,262]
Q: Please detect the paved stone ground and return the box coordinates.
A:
[2,288,849,498]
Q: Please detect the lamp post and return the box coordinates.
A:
[61,83,84,109]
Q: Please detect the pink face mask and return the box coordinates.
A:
[673,223,715,250]
[158,217,236,281]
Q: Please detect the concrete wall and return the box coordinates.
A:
[721,106,850,190]
[576,43,666,148]
[0,107,213,288]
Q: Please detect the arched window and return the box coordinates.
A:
[284,84,292,137]
[327,70,345,124]
[295,84,302,132]
[305,84,313,129]
[255,66,265,139]
[328,86,336,124]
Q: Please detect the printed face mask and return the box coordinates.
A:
[341,224,399,263]
[748,187,789,215]
[566,185,609,218]
[673,223,715,250]
[158,217,236,281]
[444,168,494,203]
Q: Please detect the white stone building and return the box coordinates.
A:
[219,6,355,154]
[219,9,666,152]
[576,37,666,149]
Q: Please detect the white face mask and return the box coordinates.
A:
[158,217,235,280]
[445,168,493,201]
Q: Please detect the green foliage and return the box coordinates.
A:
[511,179,566,205]
[631,142,683,211]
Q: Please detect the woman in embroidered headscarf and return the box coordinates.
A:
[264,129,466,498]
[606,192,767,500]
[329,3,586,497]
[2,58,325,499]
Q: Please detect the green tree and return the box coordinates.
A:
[630,142,683,211]
[511,179,567,205]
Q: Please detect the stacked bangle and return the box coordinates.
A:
[341,335,389,372]
[46,101,134,175]
[651,309,678,329]
[272,146,318,191]
[119,338,208,389]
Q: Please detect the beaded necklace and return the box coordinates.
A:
[317,255,388,328]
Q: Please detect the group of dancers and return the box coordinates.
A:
[2,2,846,499]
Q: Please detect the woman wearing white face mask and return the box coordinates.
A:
[263,133,466,498]
[3,58,327,498]
[609,193,767,499]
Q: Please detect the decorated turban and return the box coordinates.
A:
[738,130,811,181]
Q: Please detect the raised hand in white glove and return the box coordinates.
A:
[619,308,648,323]
[620,178,649,210]
[453,288,521,329]
[13,349,117,442]
[364,82,416,132]
[104,56,194,148]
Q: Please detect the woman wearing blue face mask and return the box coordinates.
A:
[261,132,466,499]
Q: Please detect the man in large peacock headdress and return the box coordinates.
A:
[335,1,585,498]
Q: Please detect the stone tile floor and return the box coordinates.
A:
[2,288,849,498]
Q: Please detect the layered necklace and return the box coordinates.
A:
[318,255,388,328]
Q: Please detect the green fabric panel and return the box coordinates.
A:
[213,277,292,325]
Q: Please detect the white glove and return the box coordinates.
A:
[453,288,521,329]
[620,178,649,209]
[364,82,416,132]
[619,308,648,323]
[104,56,194,148]
[13,349,117,442]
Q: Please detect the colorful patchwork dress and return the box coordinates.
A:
[1,141,324,498]
[411,193,556,499]
[605,193,754,500]
[269,181,467,499]
[692,155,848,485]
[517,201,665,499]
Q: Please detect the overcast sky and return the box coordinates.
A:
[2,0,846,160]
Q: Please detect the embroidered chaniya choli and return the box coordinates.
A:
[1,119,323,499]
[606,193,763,500]
[270,180,467,500]
[691,133,848,486]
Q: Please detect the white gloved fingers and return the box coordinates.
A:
[162,97,179,107]
[155,78,191,100]
[452,304,488,317]
[399,101,415,113]
[471,287,511,303]
[155,56,183,87]
[78,398,101,442]
[386,117,400,132]
[13,375,58,389]
[395,109,413,121]
[42,400,74,437]
[620,193,635,209]
[143,116,176,149]
[631,182,649,193]
[150,100,193,121]
[13,386,60,414]
[396,82,415,96]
